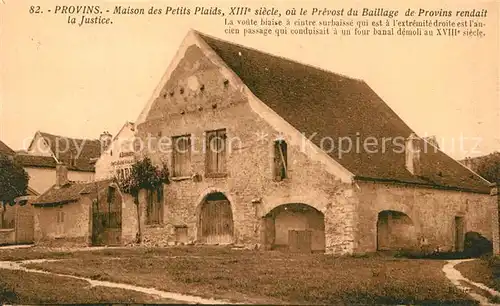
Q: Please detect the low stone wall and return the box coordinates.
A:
[35,237,88,248]
[141,224,187,247]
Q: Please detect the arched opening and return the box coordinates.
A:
[263,203,325,253]
[376,210,416,251]
[198,192,234,245]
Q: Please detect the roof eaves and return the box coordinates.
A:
[32,199,79,207]
[353,176,491,194]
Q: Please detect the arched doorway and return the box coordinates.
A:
[198,192,234,244]
[377,210,415,251]
[263,203,325,253]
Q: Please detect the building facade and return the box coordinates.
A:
[32,164,137,247]
[94,122,136,181]
[131,30,499,254]
[15,131,105,194]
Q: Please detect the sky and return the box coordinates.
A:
[1,0,498,160]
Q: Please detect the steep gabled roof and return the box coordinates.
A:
[32,179,113,206]
[112,121,135,142]
[0,140,15,156]
[27,186,40,196]
[196,31,491,193]
[26,131,102,172]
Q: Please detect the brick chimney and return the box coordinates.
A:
[55,162,69,188]
[405,133,422,176]
[99,131,113,152]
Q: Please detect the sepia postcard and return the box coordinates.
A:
[0,0,499,304]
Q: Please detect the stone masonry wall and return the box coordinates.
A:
[34,198,91,247]
[14,203,35,244]
[0,202,34,245]
[0,229,15,245]
[354,181,497,253]
[136,42,355,254]
[121,193,139,245]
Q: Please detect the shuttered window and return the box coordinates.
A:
[57,210,65,223]
[146,187,163,225]
[205,129,227,176]
[172,135,191,177]
[274,140,287,181]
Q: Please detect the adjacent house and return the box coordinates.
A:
[32,163,137,247]
[130,30,498,254]
[14,131,107,194]
[0,140,15,156]
[94,122,137,181]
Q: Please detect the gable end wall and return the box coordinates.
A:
[136,33,356,254]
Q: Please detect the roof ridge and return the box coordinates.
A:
[193,29,365,83]
[0,140,15,155]
[39,131,100,142]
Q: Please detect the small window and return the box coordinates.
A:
[57,210,65,223]
[133,139,140,152]
[273,140,287,181]
[205,129,227,176]
[172,135,192,177]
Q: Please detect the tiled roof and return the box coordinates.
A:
[36,132,103,171]
[32,179,113,206]
[197,32,491,193]
[14,154,57,168]
[14,153,97,172]
[0,140,15,156]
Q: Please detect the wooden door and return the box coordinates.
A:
[199,199,233,244]
[92,187,122,246]
[56,209,64,237]
[376,211,391,251]
[288,229,312,253]
[454,216,465,252]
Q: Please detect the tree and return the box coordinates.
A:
[0,154,29,228]
[473,152,500,184]
[116,157,169,242]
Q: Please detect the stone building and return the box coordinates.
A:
[32,163,137,247]
[131,30,498,254]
